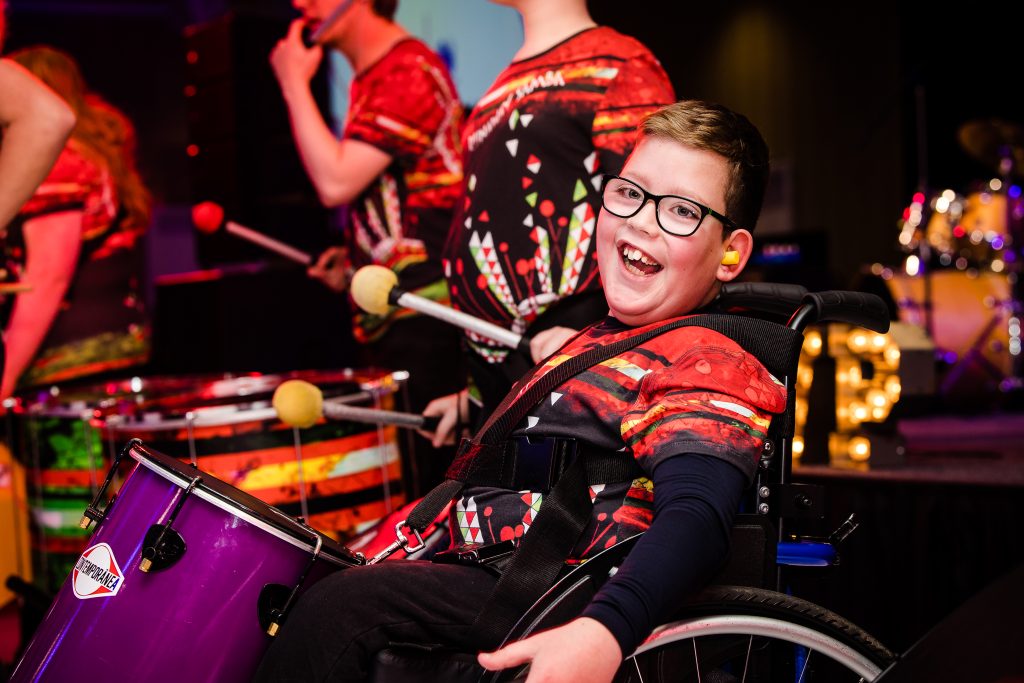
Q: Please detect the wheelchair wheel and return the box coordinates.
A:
[616,586,894,682]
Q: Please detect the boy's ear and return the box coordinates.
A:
[717,229,754,282]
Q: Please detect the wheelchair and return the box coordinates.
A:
[372,283,898,683]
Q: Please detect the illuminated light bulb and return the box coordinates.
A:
[848,332,870,353]
[849,363,862,385]
[798,366,814,388]
[883,345,901,367]
[866,389,888,408]
[885,375,902,399]
[905,255,921,276]
[872,334,888,350]
[992,260,1005,273]
[850,402,869,423]
[804,330,823,357]
[793,437,804,457]
[848,436,871,462]
[796,399,808,424]
[935,195,951,212]
[990,178,1003,192]
[871,406,888,420]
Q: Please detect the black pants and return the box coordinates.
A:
[253,561,497,682]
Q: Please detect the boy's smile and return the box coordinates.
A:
[595,135,751,326]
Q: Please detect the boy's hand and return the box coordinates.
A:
[307,246,352,293]
[478,617,622,683]
[528,326,577,363]
[418,389,469,448]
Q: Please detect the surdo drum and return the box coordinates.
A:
[8,441,364,683]
[98,369,407,539]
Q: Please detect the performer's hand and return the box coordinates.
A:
[270,19,323,93]
[419,389,469,448]
[478,617,622,683]
[307,246,352,293]
[528,326,577,363]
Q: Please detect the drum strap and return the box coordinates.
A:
[405,313,802,650]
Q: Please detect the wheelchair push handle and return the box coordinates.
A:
[717,282,809,318]
[788,290,890,334]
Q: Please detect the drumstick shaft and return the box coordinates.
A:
[225,221,312,266]
[322,400,440,431]
[309,0,356,43]
[393,291,528,352]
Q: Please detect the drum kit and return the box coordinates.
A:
[0,367,454,682]
[891,117,1024,401]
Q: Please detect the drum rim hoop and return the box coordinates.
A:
[128,444,360,567]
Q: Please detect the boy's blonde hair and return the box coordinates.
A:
[641,100,770,232]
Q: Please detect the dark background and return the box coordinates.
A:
[4,0,1023,658]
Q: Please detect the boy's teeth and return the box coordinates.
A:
[622,246,657,266]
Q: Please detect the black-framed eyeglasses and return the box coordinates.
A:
[600,174,738,237]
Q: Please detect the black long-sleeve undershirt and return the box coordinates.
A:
[581,453,747,656]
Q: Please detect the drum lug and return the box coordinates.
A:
[139,524,187,572]
[258,584,292,637]
[80,437,142,530]
[140,472,201,572]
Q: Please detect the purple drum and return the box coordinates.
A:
[9,439,364,683]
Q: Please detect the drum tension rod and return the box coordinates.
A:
[140,474,201,573]
[80,437,142,530]
[264,533,324,637]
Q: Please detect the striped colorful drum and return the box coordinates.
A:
[5,397,112,594]
[9,368,406,593]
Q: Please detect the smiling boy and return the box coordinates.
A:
[254,100,786,683]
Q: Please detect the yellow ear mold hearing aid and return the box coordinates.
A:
[721,250,740,265]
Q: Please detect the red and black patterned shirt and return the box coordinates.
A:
[444,27,674,364]
[4,141,149,387]
[343,38,464,343]
[448,316,787,561]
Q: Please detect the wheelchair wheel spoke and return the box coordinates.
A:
[740,634,753,682]
[631,655,645,683]
[692,637,702,682]
[797,647,811,683]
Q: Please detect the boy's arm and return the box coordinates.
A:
[479,453,746,682]
[581,454,746,652]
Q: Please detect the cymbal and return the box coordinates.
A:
[958,118,1024,176]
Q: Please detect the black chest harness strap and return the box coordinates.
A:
[401,313,803,649]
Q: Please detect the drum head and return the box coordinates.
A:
[128,441,363,566]
[14,368,398,422]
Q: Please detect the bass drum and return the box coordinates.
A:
[7,368,405,593]
[879,270,1013,398]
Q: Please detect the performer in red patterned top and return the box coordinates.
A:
[271,0,465,494]
[1,46,150,399]
[427,0,676,436]
[255,99,778,683]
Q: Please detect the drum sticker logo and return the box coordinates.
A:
[72,543,125,600]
